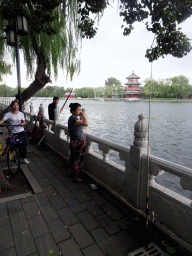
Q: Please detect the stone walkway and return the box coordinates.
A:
[0,127,183,256]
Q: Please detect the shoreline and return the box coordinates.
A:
[2,96,192,103]
[34,97,192,103]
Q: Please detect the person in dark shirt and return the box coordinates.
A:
[68,103,88,182]
[48,96,63,120]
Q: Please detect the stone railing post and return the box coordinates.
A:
[38,104,45,125]
[24,101,29,113]
[125,113,148,208]
[53,106,60,149]
[30,102,35,115]
[29,103,35,132]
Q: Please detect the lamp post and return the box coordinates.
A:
[4,8,28,111]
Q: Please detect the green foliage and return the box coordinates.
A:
[75,87,94,98]
[65,87,73,93]
[104,77,123,97]
[0,60,11,81]
[143,75,192,98]
[0,84,17,96]
[93,87,103,97]
[78,0,108,39]
[0,0,107,81]
[34,85,65,97]
[119,0,192,61]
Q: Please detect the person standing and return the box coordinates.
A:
[68,103,88,182]
[0,100,29,164]
[48,96,63,120]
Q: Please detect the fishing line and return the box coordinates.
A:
[24,98,47,130]
[145,34,155,249]
[23,97,38,108]
[175,0,192,12]
[24,86,60,130]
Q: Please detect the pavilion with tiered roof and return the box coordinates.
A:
[123,71,141,99]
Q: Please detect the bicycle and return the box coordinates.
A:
[0,124,21,174]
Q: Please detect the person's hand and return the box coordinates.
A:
[80,111,86,118]
[20,121,24,126]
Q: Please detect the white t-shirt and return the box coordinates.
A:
[3,111,25,133]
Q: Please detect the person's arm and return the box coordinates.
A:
[75,112,88,127]
[20,113,26,126]
[0,119,5,125]
[20,120,26,126]
[60,107,63,114]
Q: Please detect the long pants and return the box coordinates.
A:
[69,138,86,179]
[14,131,27,159]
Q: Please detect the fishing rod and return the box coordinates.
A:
[62,88,74,108]
[25,87,73,130]
[23,83,69,109]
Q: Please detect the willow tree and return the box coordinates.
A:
[0,0,107,104]
[0,60,11,81]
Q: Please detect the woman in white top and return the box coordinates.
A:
[0,100,29,164]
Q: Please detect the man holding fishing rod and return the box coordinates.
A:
[48,97,64,121]
[48,89,74,120]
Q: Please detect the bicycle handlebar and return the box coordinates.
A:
[0,124,22,127]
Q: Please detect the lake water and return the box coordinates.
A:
[31,98,192,199]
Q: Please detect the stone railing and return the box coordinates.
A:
[140,154,192,246]
[1,99,192,250]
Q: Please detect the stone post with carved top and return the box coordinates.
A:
[125,113,148,208]
[29,103,35,132]
[52,106,61,148]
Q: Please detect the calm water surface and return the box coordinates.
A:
[31,99,192,198]
[32,99,192,169]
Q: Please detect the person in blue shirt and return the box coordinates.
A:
[68,103,88,182]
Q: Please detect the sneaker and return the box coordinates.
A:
[23,158,29,164]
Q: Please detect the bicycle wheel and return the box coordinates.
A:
[7,146,20,174]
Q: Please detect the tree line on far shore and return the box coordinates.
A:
[143,75,192,99]
[0,75,192,99]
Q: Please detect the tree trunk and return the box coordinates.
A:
[21,63,52,102]
[0,63,51,119]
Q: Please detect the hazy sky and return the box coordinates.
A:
[3,4,192,89]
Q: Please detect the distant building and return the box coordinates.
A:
[64,91,75,98]
[123,71,141,99]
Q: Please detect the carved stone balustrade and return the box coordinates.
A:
[21,106,192,248]
[30,102,35,115]
[180,176,192,192]
[134,113,148,148]
[98,143,112,161]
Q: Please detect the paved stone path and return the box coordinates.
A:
[0,129,147,256]
[0,127,181,256]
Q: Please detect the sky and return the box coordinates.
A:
[3,3,192,89]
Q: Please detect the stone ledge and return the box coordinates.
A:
[0,192,33,204]
[0,165,42,203]
[21,165,43,194]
